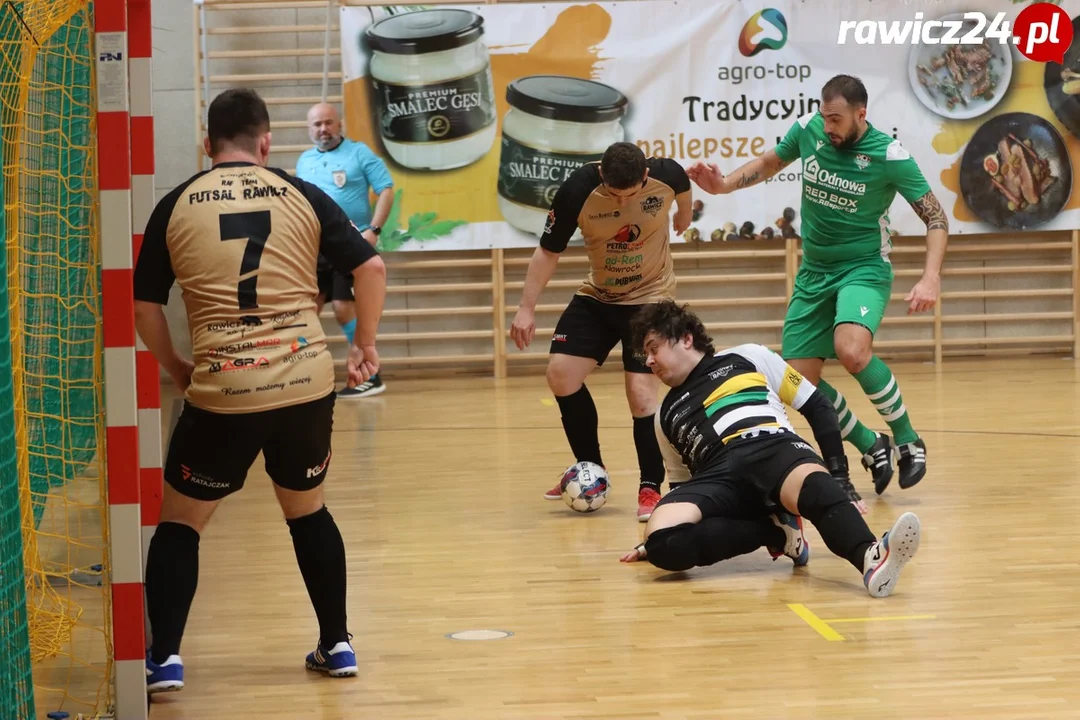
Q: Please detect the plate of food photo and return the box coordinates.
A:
[908,13,1013,121]
[959,112,1072,230]
[1043,13,1080,139]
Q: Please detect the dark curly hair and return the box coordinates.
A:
[629,300,715,357]
[600,142,647,190]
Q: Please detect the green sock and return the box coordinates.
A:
[853,357,918,445]
[814,377,878,455]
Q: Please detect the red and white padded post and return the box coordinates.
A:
[126,0,161,593]
[95,0,150,715]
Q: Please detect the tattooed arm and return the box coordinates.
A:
[912,189,949,230]
[905,189,949,314]
[686,149,792,195]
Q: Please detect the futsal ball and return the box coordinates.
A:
[560,461,610,513]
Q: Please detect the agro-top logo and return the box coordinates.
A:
[738,8,788,57]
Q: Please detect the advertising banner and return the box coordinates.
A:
[337,1,1080,251]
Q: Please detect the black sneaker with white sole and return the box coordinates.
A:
[339,373,386,399]
[896,438,927,489]
[861,432,896,495]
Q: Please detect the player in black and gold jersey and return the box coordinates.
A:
[509,142,693,522]
[133,88,386,693]
[620,301,921,598]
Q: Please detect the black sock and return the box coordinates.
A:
[287,506,349,648]
[146,521,200,664]
[632,414,665,493]
[796,471,876,572]
[554,385,603,466]
[644,518,781,571]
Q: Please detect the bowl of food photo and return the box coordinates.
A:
[958,111,1072,230]
[908,12,1013,121]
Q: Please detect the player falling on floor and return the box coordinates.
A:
[509,142,693,522]
[133,88,387,693]
[620,301,921,598]
[688,74,948,501]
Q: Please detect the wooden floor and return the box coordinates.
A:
[141,356,1080,719]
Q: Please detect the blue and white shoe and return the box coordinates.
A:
[146,652,184,694]
[768,510,810,566]
[305,640,358,677]
[863,512,921,598]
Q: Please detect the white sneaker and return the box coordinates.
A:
[863,512,921,598]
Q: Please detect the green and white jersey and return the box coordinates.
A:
[774,112,931,270]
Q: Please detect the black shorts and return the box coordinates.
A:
[317,268,353,303]
[163,391,336,501]
[655,470,769,520]
[549,294,652,373]
[656,430,824,514]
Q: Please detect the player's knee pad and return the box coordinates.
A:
[796,471,849,522]
[643,523,699,572]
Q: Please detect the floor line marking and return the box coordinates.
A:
[827,614,937,624]
[787,603,844,641]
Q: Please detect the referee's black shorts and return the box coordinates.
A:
[317,268,354,303]
[163,391,336,501]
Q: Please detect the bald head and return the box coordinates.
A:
[307,103,342,151]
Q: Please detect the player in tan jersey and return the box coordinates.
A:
[509,142,693,521]
[132,89,386,694]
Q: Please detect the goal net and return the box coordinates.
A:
[0,1,112,717]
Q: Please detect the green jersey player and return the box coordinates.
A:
[688,75,948,500]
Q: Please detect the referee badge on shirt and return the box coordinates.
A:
[332,169,347,188]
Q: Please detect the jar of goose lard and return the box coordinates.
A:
[366,9,497,171]
[497,75,629,237]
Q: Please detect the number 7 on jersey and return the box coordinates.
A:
[219,210,271,310]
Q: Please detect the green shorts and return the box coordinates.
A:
[781,261,893,360]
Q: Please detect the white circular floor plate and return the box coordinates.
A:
[446,629,513,641]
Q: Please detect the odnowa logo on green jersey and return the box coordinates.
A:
[804,155,867,195]
[739,8,788,57]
